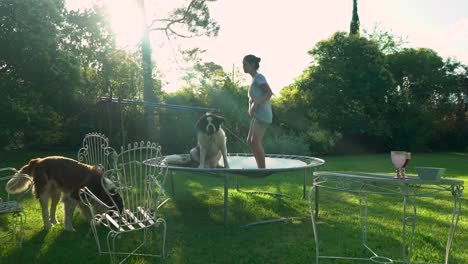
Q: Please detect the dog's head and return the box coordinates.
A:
[102,178,124,213]
[195,112,225,135]
[18,158,41,175]
[91,167,124,214]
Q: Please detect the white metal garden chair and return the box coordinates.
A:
[79,141,168,263]
[0,167,32,248]
[78,132,117,170]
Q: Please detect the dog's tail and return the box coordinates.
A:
[5,159,37,194]
[6,172,32,194]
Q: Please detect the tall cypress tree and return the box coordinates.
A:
[350,0,360,35]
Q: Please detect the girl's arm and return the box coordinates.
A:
[252,83,273,110]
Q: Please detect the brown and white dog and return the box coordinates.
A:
[190,113,229,168]
[6,156,123,231]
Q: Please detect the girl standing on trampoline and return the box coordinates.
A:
[242,54,273,168]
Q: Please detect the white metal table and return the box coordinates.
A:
[309,171,464,264]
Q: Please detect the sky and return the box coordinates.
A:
[67,0,468,95]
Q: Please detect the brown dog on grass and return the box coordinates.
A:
[6,156,123,231]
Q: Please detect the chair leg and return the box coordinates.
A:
[12,211,26,248]
[18,211,26,248]
[107,232,118,264]
[90,222,103,255]
[159,218,167,258]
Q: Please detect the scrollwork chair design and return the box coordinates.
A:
[79,141,168,263]
[77,132,117,170]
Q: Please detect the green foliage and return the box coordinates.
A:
[385,48,466,151]
[0,0,79,148]
[159,88,206,154]
[363,23,408,54]
[159,64,251,154]
[1,0,467,156]
[62,6,115,67]
[159,59,332,156]
[0,0,145,149]
[139,0,220,139]
[263,130,311,155]
[305,32,395,151]
[161,0,220,38]
[275,30,467,153]
[274,85,341,154]
[350,0,360,35]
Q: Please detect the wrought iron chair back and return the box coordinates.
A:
[78,132,117,170]
[79,141,168,263]
[0,167,32,248]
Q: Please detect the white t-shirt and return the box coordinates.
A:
[248,73,272,124]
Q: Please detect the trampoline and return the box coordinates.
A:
[144,153,325,227]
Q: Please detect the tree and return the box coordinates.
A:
[299,32,395,153]
[0,0,118,149]
[160,59,247,154]
[434,61,468,150]
[350,0,360,35]
[386,49,467,150]
[363,23,407,54]
[136,0,220,141]
[0,0,77,148]
[274,82,342,154]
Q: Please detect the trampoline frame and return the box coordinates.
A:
[144,153,325,228]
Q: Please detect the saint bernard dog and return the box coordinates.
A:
[190,112,229,168]
[6,156,123,231]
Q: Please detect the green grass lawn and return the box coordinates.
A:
[0,150,466,263]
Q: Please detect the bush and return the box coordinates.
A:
[263,128,310,155]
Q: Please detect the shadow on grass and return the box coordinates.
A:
[160,169,466,263]
[165,171,310,227]
[313,186,466,264]
[2,218,168,264]
[2,221,109,264]
[0,161,465,264]
[161,171,318,263]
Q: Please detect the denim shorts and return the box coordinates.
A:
[253,117,271,127]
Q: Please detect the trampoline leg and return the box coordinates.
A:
[170,172,175,197]
[313,169,319,218]
[303,168,307,199]
[315,187,319,218]
[224,172,229,228]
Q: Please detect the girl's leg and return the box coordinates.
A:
[247,119,259,164]
[247,118,267,168]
